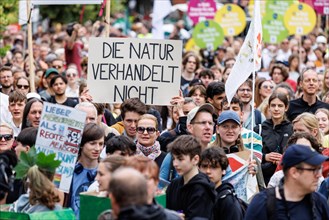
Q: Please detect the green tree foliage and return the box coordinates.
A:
[39,0,126,25]
[0,0,19,31]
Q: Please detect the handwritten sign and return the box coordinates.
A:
[87,37,182,105]
[35,102,86,193]
[188,0,217,25]
[214,4,246,36]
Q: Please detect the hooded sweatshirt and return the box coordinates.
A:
[166,172,216,220]
[254,119,293,185]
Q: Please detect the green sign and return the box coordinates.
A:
[263,13,289,44]
[192,20,224,49]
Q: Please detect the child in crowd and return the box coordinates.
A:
[166,135,216,219]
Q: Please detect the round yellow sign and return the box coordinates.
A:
[214,4,246,36]
[284,3,316,35]
[185,38,200,54]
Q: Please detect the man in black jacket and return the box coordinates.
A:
[286,68,329,121]
[199,147,245,220]
[105,167,180,220]
[166,135,216,220]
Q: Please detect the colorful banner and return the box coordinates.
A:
[223,151,259,203]
[313,0,329,15]
[214,4,246,37]
[87,37,182,105]
[192,20,224,50]
[35,103,86,193]
[188,0,217,25]
[263,0,293,43]
[284,3,316,35]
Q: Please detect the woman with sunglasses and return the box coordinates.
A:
[255,78,275,108]
[254,92,293,186]
[136,114,166,168]
[65,67,79,98]
[15,76,30,95]
[0,123,15,153]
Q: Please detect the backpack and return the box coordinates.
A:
[217,187,248,217]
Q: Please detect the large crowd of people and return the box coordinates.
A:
[1,2,329,220]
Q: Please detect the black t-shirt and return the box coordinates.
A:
[49,96,79,108]
[286,96,329,122]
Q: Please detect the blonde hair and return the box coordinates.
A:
[315,108,329,135]
[293,112,323,144]
[27,166,60,209]
[0,122,14,135]
[137,114,158,129]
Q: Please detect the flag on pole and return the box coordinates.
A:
[151,0,172,39]
[225,0,262,104]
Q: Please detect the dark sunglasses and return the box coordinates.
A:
[223,146,239,154]
[137,127,156,134]
[0,134,13,141]
[17,85,29,89]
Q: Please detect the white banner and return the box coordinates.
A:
[19,0,103,25]
[87,37,183,105]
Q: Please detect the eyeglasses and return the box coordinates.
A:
[17,85,29,89]
[262,85,274,89]
[137,127,157,134]
[66,73,77,78]
[53,65,63,69]
[0,134,13,141]
[191,121,215,126]
[238,88,252,93]
[0,76,12,80]
[295,166,322,176]
[223,146,239,154]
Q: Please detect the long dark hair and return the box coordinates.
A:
[21,98,43,130]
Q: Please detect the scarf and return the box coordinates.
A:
[136,141,161,161]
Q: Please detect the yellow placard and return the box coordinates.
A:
[214,4,246,36]
[284,3,316,35]
[185,38,200,54]
[248,0,266,18]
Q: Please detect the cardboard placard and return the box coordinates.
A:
[35,103,86,193]
[87,37,183,105]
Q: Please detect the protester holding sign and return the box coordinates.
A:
[69,123,104,219]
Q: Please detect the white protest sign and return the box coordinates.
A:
[88,37,183,105]
[35,102,86,193]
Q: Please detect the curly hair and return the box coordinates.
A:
[27,166,60,209]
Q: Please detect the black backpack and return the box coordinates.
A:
[217,187,248,217]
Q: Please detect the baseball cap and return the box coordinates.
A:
[26,92,41,101]
[282,144,329,169]
[186,104,215,125]
[217,110,240,125]
[316,35,327,44]
[44,68,59,79]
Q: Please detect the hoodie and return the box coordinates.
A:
[254,119,293,185]
[118,204,181,220]
[166,172,216,220]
